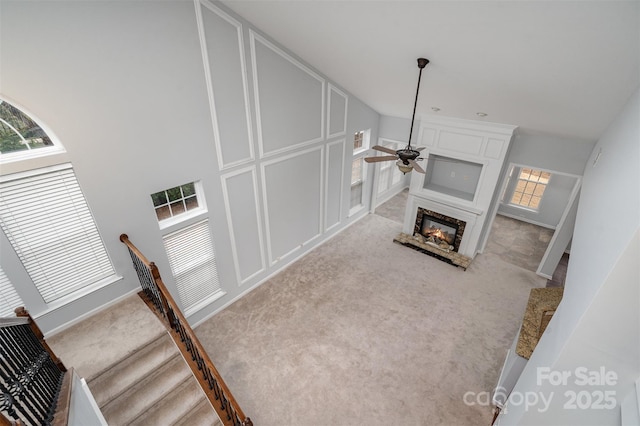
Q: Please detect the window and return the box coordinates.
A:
[0,99,64,163]
[0,266,24,317]
[0,164,116,303]
[510,168,551,210]
[376,140,403,195]
[350,130,370,214]
[151,182,206,228]
[353,130,364,151]
[163,220,223,315]
[350,157,364,209]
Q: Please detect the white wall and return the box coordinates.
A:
[499,89,640,424]
[497,132,594,228]
[378,115,412,142]
[0,0,380,333]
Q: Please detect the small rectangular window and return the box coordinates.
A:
[353,131,364,151]
[350,130,370,214]
[350,157,364,210]
[510,168,551,210]
[151,181,206,228]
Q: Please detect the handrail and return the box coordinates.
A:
[119,234,252,426]
[0,308,70,426]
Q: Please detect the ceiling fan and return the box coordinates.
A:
[365,57,429,174]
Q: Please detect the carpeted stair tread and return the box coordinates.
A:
[100,353,191,425]
[173,399,222,426]
[129,376,215,426]
[47,294,166,382]
[88,333,178,407]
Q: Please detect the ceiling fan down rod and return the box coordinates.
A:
[407,58,429,150]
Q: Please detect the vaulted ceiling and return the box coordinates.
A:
[222,0,639,141]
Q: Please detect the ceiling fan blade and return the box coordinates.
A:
[371,145,397,155]
[364,155,397,163]
[416,146,426,151]
[408,159,426,173]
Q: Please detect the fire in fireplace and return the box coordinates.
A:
[413,208,466,252]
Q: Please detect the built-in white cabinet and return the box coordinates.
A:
[403,115,517,258]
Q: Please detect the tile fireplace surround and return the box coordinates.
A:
[399,115,517,263]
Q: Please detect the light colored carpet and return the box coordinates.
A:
[484,215,554,273]
[195,212,546,425]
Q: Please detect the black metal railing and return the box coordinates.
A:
[0,311,70,426]
[120,234,252,426]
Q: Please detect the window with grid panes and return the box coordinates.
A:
[510,168,551,210]
[350,129,369,214]
[353,131,364,151]
[350,157,364,209]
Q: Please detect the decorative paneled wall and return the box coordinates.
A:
[327,84,348,138]
[325,139,345,231]
[250,31,325,157]
[220,167,265,284]
[261,147,323,265]
[197,2,253,169]
[197,0,352,286]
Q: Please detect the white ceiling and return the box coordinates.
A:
[222,0,639,141]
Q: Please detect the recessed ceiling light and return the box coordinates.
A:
[476,112,488,117]
[431,107,441,112]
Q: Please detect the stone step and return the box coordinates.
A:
[130,376,220,426]
[174,399,222,426]
[100,354,192,425]
[88,333,178,408]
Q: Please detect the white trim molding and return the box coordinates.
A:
[324,138,345,232]
[220,165,267,286]
[250,30,325,159]
[327,83,348,138]
[196,0,254,170]
[260,145,324,266]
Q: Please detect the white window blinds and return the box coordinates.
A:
[0,164,115,303]
[0,267,23,317]
[163,219,222,314]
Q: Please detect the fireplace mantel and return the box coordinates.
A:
[403,115,517,259]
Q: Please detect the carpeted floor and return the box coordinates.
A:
[47,189,549,426]
[195,193,547,425]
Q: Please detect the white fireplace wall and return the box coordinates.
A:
[405,115,517,258]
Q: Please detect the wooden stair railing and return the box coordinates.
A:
[119,234,252,426]
[0,309,72,426]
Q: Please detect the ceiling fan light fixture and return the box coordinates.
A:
[396,160,413,174]
[397,57,429,174]
[363,58,430,175]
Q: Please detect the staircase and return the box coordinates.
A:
[89,333,221,426]
[47,295,222,426]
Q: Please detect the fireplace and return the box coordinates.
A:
[413,208,466,253]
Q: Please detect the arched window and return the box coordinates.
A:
[0,99,64,162]
[0,99,118,314]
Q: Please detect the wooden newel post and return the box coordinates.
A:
[14,307,66,372]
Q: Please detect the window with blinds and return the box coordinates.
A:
[0,164,115,303]
[0,267,23,317]
[162,219,223,315]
